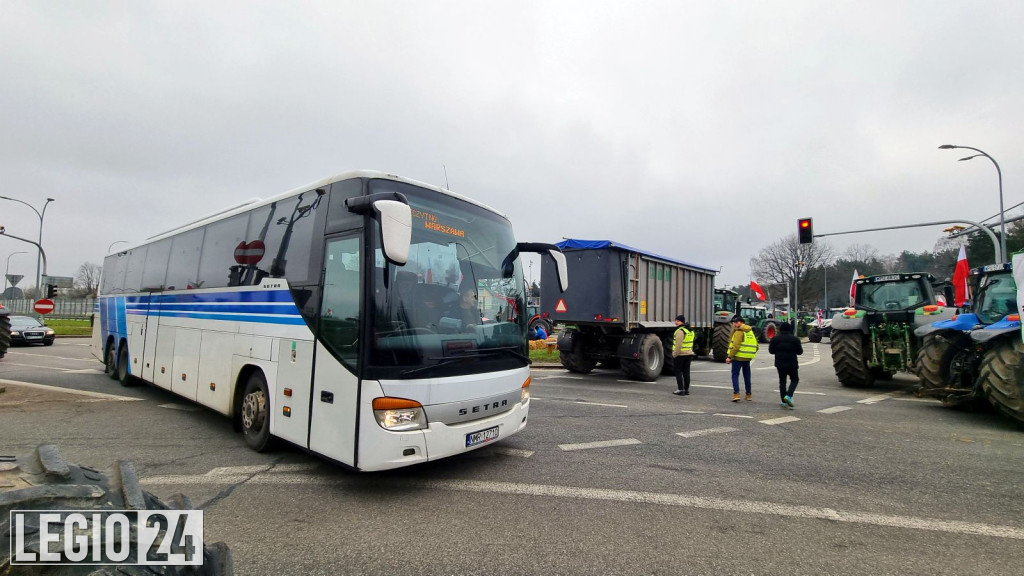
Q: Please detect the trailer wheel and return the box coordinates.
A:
[622,334,663,382]
[0,312,10,359]
[712,323,732,362]
[807,328,822,343]
[831,330,874,387]
[978,338,1024,425]
[558,336,596,374]
[0,444,233,575]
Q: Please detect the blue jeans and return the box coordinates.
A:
[731,360,751,394]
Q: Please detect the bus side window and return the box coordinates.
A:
[320,236,361,368]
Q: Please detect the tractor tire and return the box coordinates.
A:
[712,323,732,363]
[807,328,822,343]
[0,311,10,359]
[759,321,779,344]
[559,339,596,374]
[0,444,232,575]
[621,334,664,382]
[978,338,1024,425]
[529,318,553,339]
[915,333,970,395]
[830,330,875,387]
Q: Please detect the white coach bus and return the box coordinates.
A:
[93,171,567,471]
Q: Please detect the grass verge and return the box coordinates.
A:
[41,318,93,337]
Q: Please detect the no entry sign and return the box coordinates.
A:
[34,299,55,314]
[233,240,266,265]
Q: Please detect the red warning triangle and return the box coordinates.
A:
[555,299,567,313]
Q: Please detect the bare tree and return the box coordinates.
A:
[750,234,834,309]
[75,262,101,297]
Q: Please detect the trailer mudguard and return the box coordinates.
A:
[556,328,577,352]
[912,305,956,330]
[616,332,647,358]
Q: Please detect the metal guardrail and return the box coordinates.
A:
[0,298,96,318]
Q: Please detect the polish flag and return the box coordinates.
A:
[849,269,859,307]
[750,281,767,301]
[953,245,970,307]
[815,308,822,327]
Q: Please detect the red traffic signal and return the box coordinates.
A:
[798,218,813,244]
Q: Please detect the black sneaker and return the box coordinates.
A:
[673,390,686,395]
[683,391,690,396]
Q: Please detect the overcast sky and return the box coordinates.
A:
[1,0,1021,291]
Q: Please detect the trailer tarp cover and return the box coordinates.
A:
[556,239,717,274]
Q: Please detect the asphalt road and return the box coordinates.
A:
[2,339,1022,575]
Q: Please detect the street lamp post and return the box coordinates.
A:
[938,145,1005,262]
[3,251,28,295]
[0,195,55,295]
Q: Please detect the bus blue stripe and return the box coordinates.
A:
[124,304,300,315]
[135,311,306,325]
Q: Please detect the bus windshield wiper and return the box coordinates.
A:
[400,358,468,377]
[456,346,530,363]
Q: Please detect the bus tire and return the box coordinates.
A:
[105,340,118,380]
[241,372,274,452]
[0,444,233,575]
[117,344,135,387]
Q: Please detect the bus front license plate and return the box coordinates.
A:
[466,426,499,448]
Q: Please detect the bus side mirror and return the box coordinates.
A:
[374,200,411,265]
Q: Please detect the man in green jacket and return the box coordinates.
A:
[671,315,694,395]
[725,314,758,402]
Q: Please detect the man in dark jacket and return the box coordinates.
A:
[768,322,803,408]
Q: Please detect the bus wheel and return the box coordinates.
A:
[116,345,135,387]
[241,373,273,452]
[105,341,118,380]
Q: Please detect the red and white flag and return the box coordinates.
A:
[849,269,859,307]
[750,280,767,301]
[815,308,822,327]
[953,245,970,307]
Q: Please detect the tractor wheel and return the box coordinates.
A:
[760,321,779,343]
[559,338,596,374]
[0,312,10,359]
[0,444,233,574]
[622,334,664,381]
[807,328,822,343]
[712,323,732,362]
[978,338,1024,425]
[830,330,874,387]
[915,333,970,396]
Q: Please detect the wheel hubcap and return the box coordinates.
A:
[242,389,267,431]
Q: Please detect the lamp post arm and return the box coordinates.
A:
[0,195,43,220]
[814,218,1002,264]
[0,231,47,281]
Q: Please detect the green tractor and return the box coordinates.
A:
[707,288,740,361]
[829,272,955,387]
[739,303,782,343]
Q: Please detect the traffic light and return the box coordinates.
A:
[798,218,813,244]
[45,284,57,299]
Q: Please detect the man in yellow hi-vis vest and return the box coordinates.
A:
[725,314,758,402]
[671,315,695,395]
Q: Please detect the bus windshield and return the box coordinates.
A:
[975,272,1018,324]
[365,179,527,379]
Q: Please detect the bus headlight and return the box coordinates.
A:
[521,376,531,403]
[372,397,427,431]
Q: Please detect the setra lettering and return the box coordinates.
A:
[458,399,509,416]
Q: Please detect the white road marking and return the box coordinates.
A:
[760,416,801,425]
[799,345,822,367]
[0,378,142,401]
[558,438,642,451]
[677,427,738,438]
[858,394,893,405]
[575,401,628,408]
[3,352,98,362]
[818,406,853,414]
[714,413,755,419]
[680,410,706,414]
[139,472,1024,540]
